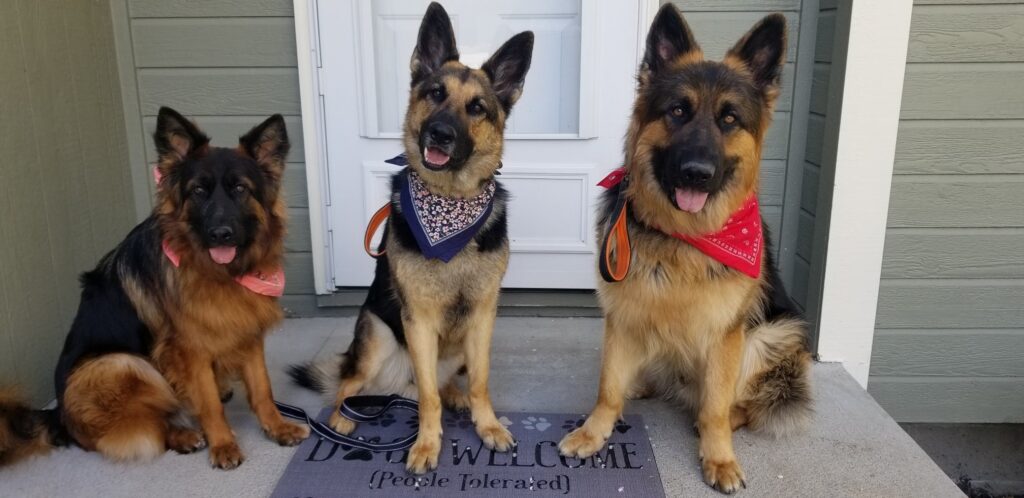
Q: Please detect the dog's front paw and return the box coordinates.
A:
[329,411,357,435]
[405,434,441,474]
[167,427,206,454]
[476,422,514,452]
[702,458,746,494]
[558,427,607,458]
[209,442,245,470]
[265,421,310,446]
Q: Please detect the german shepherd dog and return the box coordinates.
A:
[288,3,533,475]
[558,6,811,493]
[0,108,308,470]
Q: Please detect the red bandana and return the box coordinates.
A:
[154,166,286,296]
[598,167,762,278]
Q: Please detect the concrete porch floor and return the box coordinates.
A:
[1,317,963,497]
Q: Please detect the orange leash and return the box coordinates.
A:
[599,175,632,282]
[364,203,391,258]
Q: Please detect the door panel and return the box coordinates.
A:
[317,0,639,289]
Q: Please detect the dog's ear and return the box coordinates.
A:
[240,114,289,190]
[410,2,459,84]
[642,4,700,77]
[727,14,787,95]
[240,114,290,166]
[482,31,534,112]
[154,107,209,162]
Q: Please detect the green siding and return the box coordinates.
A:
[0,0,136,405]
[118,0,317,312]
[867,0,1024,423]
[791,1,838,313]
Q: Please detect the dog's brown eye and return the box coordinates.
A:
[467,102,484,116]
[721,113,739,127]
[430,87,444,101]
[234,184,246,194]
[192,186,206,196]
[670,105,685,118]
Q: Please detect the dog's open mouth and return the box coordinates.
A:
[674,188,709,214]
[209,246,237,265]
[423,146,451,170]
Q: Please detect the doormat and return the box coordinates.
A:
[271,408,664,497]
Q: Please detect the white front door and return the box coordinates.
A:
[314,0,642,289]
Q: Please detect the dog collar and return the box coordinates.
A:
[598,167,762,281]
[154,167,285,297]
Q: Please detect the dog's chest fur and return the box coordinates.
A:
[599,228,760,357]
[130,267,283,357]
[385,195,508,352]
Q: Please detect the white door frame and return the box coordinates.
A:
[812,0,913,387]
[293,0,914,388]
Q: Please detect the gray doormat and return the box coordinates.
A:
[271,408,664,497]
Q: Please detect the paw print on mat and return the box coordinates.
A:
[562,417,585,431]
[340,436,381,462]
[614,419,632,434]
[498,416,514,428]
[405,414,419,430]
[444,410,473,430]
[367,411,396,428]
[521,416,551,432]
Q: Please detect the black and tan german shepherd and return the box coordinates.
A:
[288,3,533,474]
[0,108,308,470]
[558,5,811,493]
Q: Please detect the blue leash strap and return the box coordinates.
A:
[274,394,419,452]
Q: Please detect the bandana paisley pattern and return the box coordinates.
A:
[399,169,496,262]
[409,170,495,245]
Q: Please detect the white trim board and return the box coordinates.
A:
[293,0,333,294]
[813,0,913,388]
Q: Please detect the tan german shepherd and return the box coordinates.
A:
[558,5,812,493]
[289,2,533,474]
[0,108,307,470]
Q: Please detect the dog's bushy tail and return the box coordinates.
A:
[740,318,814,438]
[287,355,344,399]
[0,387,62,467]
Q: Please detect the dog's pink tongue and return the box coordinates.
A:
[675,188,709,213]
[424,146,450,166]
[209,246,237,265]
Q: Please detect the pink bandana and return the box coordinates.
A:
[161,240,286,297]
[599,167,763,278]
[154,166,286,296]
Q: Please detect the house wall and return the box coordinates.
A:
[114,0,318,314]
[118,0,816,313]
[867,0,1024,423]
[790,0,836,314]
[0,0,136,404]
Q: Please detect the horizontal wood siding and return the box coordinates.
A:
[790,1,837,310]
[124,0,316,312]
[1,1,136,404]
[868,0,1024,423]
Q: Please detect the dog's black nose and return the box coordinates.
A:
[680,161,715,186]
[427,122,456,145]
[208,226,235,245]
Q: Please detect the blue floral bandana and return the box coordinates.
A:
[395,165,496,263]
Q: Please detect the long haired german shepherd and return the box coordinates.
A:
[289,2,533,474]
[558,5,811,493]
[0,108,308,469]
